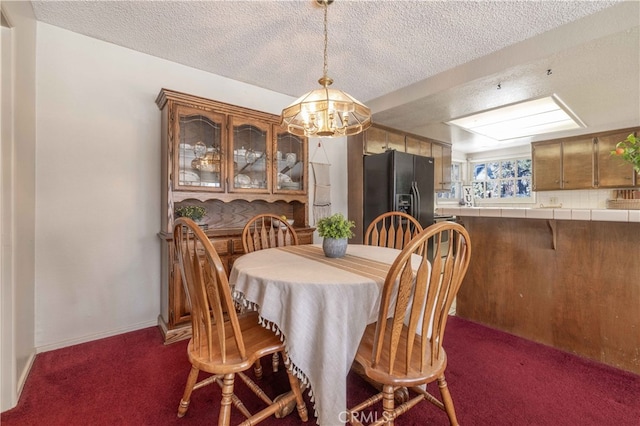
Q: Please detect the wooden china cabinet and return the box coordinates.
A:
[156,89,312,343]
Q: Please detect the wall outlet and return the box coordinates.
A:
[549,196,559,205]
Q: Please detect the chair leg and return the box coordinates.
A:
[381,384,395,426]
[437,375,459,426]
[253,359,263,379]
[272,352,280,372]
[218,373,236,426]
[284,370,308,422]
[281,352,308,422]
[177,366,200,418]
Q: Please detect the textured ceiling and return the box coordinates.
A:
[30,0,640,154]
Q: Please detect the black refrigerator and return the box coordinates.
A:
[363,150,435,232]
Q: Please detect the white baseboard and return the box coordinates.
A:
[15,350,36,403]
[36,319,158,354]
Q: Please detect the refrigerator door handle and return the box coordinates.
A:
[411,181,421,221]
[408,182,415,216]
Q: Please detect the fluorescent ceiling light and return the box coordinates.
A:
[447,95,584,141]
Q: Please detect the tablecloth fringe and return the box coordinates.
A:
[232,288,320,421]
[257,315,318,419]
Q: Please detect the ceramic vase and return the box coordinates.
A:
[322,237,348,258]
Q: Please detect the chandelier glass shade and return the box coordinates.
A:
[281,0,371,138]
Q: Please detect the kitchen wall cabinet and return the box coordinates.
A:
[363,125,405,154]
[532,127,639,191]
[156,89,312,343]
[532,138,595,191]
[595,129,638,188]
[560,137,594,190]
[532,142,563,190]
[431,143,452,191]
[405,136,432,157]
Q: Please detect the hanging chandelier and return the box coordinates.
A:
[281,0,371,138]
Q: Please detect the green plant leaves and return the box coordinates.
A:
[611,133,640,173]
[316,213,355,239]
[175,205,206,221]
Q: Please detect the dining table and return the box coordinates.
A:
[228,243,403,426]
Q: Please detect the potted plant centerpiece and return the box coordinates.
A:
[612,133,640,173]
[175,205,207,229]
[316,213,355,258]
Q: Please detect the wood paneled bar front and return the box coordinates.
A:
[449,213,640,374]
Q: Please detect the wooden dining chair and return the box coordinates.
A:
[173,218,308,426]
[364,211,423,251]
[348,221,471,426]
[242,213,299,253]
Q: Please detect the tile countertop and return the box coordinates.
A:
[436,206,640,223]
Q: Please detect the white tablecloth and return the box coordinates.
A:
[229,244,401,426]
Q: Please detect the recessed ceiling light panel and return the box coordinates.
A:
[447,95,585,141]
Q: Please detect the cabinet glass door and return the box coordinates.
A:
[174,105,225,191]
[275,130,305,193]
[230,117,270,192]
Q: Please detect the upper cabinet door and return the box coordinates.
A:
[385,129,406,152]
[596,131,637,188]
[274,129,306,194]
[562,137,595,189]
[532,142,562,190]
[364,126,388,154]
[228,116,271,193]
[364,126,406,154]
[406,136,431,157]
[173,105,226,192]
[432,143,452,191]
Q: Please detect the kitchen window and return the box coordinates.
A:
[471,158,532,200]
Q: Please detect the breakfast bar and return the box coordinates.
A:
[438,206,640,374]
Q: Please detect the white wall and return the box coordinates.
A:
[34,23,348,351]
[1,0,37,412]
[307,136,349,243]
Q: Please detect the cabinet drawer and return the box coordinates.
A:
[211,239,231,255]
[230,237,244,254]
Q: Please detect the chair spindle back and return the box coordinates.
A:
[364,211,424,251]
[174,217,245,364]
[372,221,471,376]
[242,213,299,253]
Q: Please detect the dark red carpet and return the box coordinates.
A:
[2,316,639,425]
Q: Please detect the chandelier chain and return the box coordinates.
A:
[322,1,328,79]
[279,0,371,137]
